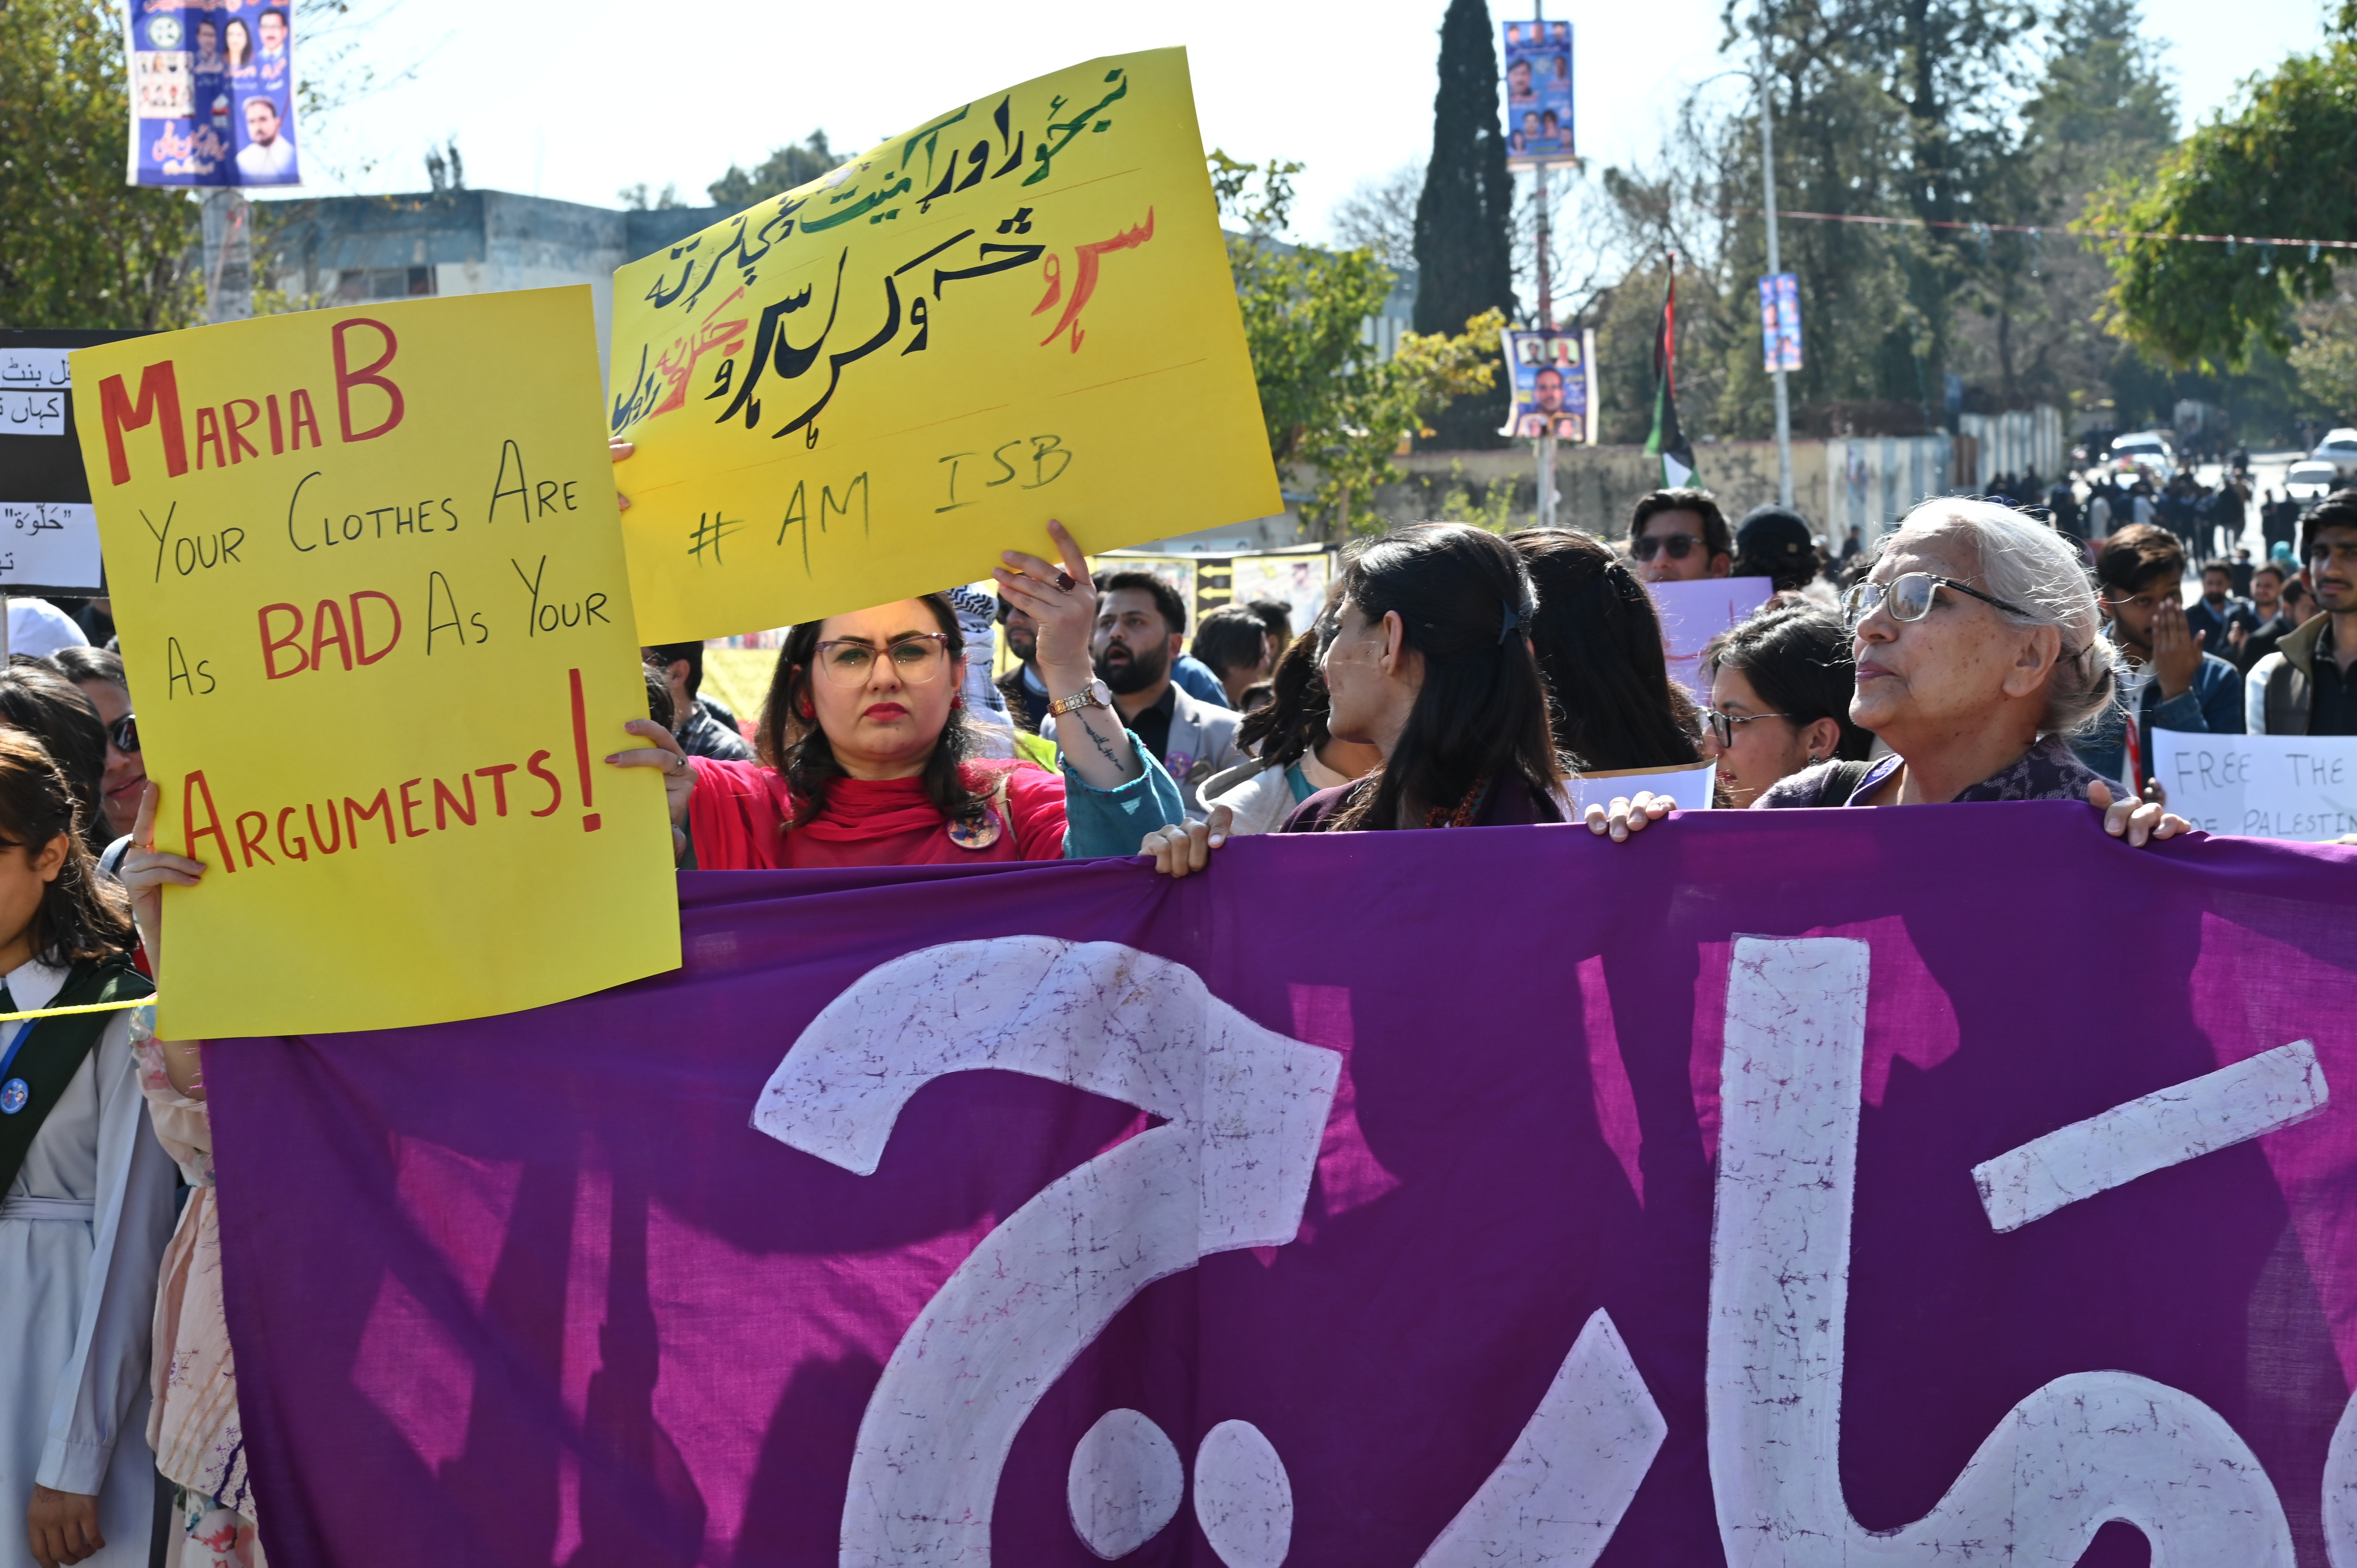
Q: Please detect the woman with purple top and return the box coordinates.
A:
[1588,498,2190,845]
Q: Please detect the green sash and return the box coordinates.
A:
[0,957,153,1201]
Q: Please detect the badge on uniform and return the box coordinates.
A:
[0,1077,27,1115]
[946,809,1004,851]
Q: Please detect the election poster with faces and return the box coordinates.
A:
[124,0,304,187]
[607,48,1279,643]
[70,288,679,1038]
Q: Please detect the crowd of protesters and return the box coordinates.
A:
[6,444,2357,1568]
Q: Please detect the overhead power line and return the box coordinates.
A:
[1726,206,2357,255]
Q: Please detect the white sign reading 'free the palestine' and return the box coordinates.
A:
[2153,730,2357,842]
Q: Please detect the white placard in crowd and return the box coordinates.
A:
[2152,730,2357,842]
[0,349,72,390]
[1646,577,1774,699]
[0,350,70,436]
[1557,759,1718,818]
[0,505,103,594]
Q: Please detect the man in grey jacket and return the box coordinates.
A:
[2246,492,2357,736]
[1043,570,1245,818]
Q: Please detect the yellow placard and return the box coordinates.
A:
[70,288,680,1039]
[608,47,1278,643]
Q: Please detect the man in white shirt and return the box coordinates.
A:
[233,97,297,181]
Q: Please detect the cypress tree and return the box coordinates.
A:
[1412,0,1516,448]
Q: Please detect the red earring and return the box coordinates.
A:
[952,691,964,708]
[799,699,814,720]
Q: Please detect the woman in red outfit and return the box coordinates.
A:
[606,521,1186,868]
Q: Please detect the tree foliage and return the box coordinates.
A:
[1565,0,2190,441]
[1216,154,1499,536]
[1412,0,1516,446]
[708,132,847,213]
[2088,24,2357,369]
[1331,161,1423,272]
[0,0,198,329]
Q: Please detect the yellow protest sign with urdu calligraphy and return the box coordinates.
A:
[608,47,1278,642]
[70,288,680,1039]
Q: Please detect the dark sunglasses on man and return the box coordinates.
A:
[1630,533,1705,563]
[106,714,138,754]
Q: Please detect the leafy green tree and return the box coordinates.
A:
[708,132,846,212]
[1413,0,1515,446]
[2089,18,2357,369]
[0,0,198,328]
[1217,154,1500,535]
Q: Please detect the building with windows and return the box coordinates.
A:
[256,189,729,368]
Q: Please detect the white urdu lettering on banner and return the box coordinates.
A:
[1193,1420,1294,1568]
[754,937,1341,1568]
[1972,1040,2328,1233]
[1066,1409,1183,1561]
[1414,1308,1668,1568]
[2329,1388,2357,1566]
[760,936,1678,1566]
[1707,936,2296,1567]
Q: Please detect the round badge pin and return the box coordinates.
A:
[0,1077,27,1116]
[946,810,1003,851]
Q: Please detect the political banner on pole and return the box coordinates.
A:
[69,288,678,1038]
[207,809,2357,1566]
[607,48,1277,644]
[1758,271,1801,373]
[124,0,304,189]
[1500,18,1574,165]
[1496,327,1591,441]
[2154,729,2357,841]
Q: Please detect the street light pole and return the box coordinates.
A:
[1532,1,1558,530]
[1535,158,1558,530]
[1758,9,1793,510]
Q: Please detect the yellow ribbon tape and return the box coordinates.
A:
[0,997,154,1025]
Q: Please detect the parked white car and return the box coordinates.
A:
[2285,459,2343,505]
[2309,427,2357,475]
[2109,429,2177,475]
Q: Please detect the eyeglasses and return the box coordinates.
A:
[1699,708,1795,749]
[810,633,951,688]
[1631,533,1704,562]
[106,714,138,755]
[1840,572,2028,628]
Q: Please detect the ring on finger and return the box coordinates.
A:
[1055,569,1075,592]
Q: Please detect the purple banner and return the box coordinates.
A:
[207,807,2357,1566]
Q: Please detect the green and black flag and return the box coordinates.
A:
[1643,259,1697,488]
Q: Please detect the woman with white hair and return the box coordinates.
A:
[1590,498,2190,844]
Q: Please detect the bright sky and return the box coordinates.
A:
[284,0,2339,244]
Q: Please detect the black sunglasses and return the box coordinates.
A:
[1631,533,1704,562]
[107,714,138,755]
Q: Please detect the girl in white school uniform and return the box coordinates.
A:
[0,729,173,1568]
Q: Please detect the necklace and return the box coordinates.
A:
[1424,772,1494,828]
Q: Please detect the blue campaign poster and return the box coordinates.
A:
[124,0,302,188]
[1500,18,1574,165]
[1758,272,1803,373]
[1498,328,1590,440]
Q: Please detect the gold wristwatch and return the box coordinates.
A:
[1045,678,1113,720]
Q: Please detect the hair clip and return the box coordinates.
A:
[1498,600,1525,644]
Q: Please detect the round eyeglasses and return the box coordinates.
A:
[1839,572,2028,628]
[811,634,952,688]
